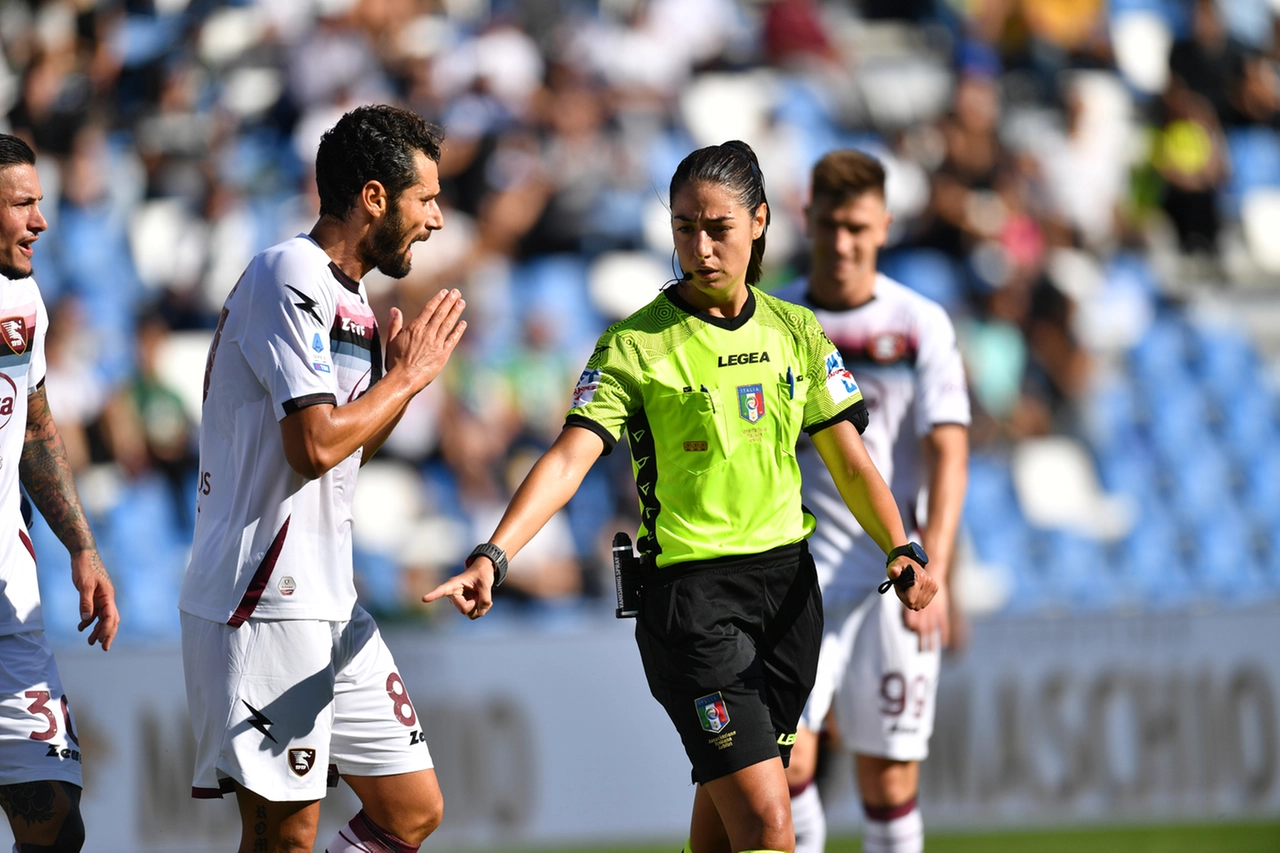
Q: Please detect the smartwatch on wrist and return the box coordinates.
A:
[878,542,928,594]
[885,541,928,568]
[468,543,508,587]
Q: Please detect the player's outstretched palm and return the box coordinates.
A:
[422,556,495,620]
[386,288,467,392]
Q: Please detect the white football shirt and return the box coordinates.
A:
[0,278,46,636]
[775,274,970,604]
[180,235,383,624]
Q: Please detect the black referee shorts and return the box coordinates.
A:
[634,541,823,785]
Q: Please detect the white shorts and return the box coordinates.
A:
[0,631,82,787]
[181,606,433,802]
[799,590,940,762]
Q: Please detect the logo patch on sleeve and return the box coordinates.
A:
[824,350,859,403]
[312,333,324,353]
[737,384,764,424]
[695,692,730,733]
[571,369,602,408]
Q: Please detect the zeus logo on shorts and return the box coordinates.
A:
[288,748,316,776]
[695,692,730,733]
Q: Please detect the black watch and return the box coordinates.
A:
[886,542,928,567]
[468,543,508,587]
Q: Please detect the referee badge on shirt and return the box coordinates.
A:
[737,384,764,424]
[695,692,730,733]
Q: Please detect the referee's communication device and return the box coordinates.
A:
[613,532,641,618]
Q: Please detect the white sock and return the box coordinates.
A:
[325,809,419,853]
[861,796,923,853]
[790,781,827,853]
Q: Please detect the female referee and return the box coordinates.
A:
[425,141,936,853]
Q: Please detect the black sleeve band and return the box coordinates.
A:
[281,393,337,417]
[564,415,617,456]
[804,398,869,437]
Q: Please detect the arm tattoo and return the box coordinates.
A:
[20,387,96,554]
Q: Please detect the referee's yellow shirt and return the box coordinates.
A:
[565,286,866,568]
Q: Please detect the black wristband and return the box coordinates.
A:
[468,543,508,587]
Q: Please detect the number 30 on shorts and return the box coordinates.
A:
[385,672,417,727]
[25,691,78,744]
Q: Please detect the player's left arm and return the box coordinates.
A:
[19,386,119,650]
[903,423,968,649]
[902,301,970,648]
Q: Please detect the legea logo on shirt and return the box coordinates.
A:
[572,369,602,408]
[824,350,859,403]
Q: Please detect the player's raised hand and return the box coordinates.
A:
[903,581,950,651]
[71,550,119,651]
[386,288,467,392]
[887,556,937,612]
[422,554,495,620]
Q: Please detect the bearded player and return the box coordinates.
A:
[180,105,466,853]
[0,133,119,853]
[776,150,969,853]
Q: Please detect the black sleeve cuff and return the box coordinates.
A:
[564,415,617,456]
[804,398,869,436]
[281,393,337,417]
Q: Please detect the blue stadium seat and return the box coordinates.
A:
[1218,390,1278,463]
[878,249,964,314]
[1096,445,1161,507]
[1037,530,1116,611]
[353,548,403,615]
[1186,512,1261,603]
[1084,380,1142,455]
[964,454,1022,536]
[1163,446,1238,523]
[1192,326,1264,402]
[1224,127,1280,217]
[1241,448,1280,525]
[1114,508,1195,608]
[1130,316,1191,389]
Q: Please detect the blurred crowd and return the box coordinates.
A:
[10,0,1280,635]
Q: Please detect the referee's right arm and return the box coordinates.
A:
[422,425,604,617]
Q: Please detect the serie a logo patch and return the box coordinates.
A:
[695,692,730,733]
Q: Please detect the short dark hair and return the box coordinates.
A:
[0,135,36,170]
[669,140,771,286]
[810,149,886,205]
[315,105,445,220]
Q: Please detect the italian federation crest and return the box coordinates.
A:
[695,692,730,733]
[737,384,764,424]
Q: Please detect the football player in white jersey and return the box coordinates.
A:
[180,106,466,853]
[776,150,969,853]
[0,134,120,853]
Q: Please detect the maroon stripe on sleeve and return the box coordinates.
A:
[17,529,35,563]
[227,517,291,628]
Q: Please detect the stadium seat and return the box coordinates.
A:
[1110,11,1172,95]
[1240,189,1280,274]
[964,454,1022,536]
[1186,512,1261,603]
[1037,530,1116,611]
[1011,436,1136,541]
[1224,127,1280,217]
[1129,315,1190,388]
[878,249,964,314]
[1113,508,1195,608]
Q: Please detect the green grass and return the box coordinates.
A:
[457,822,1280,853]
